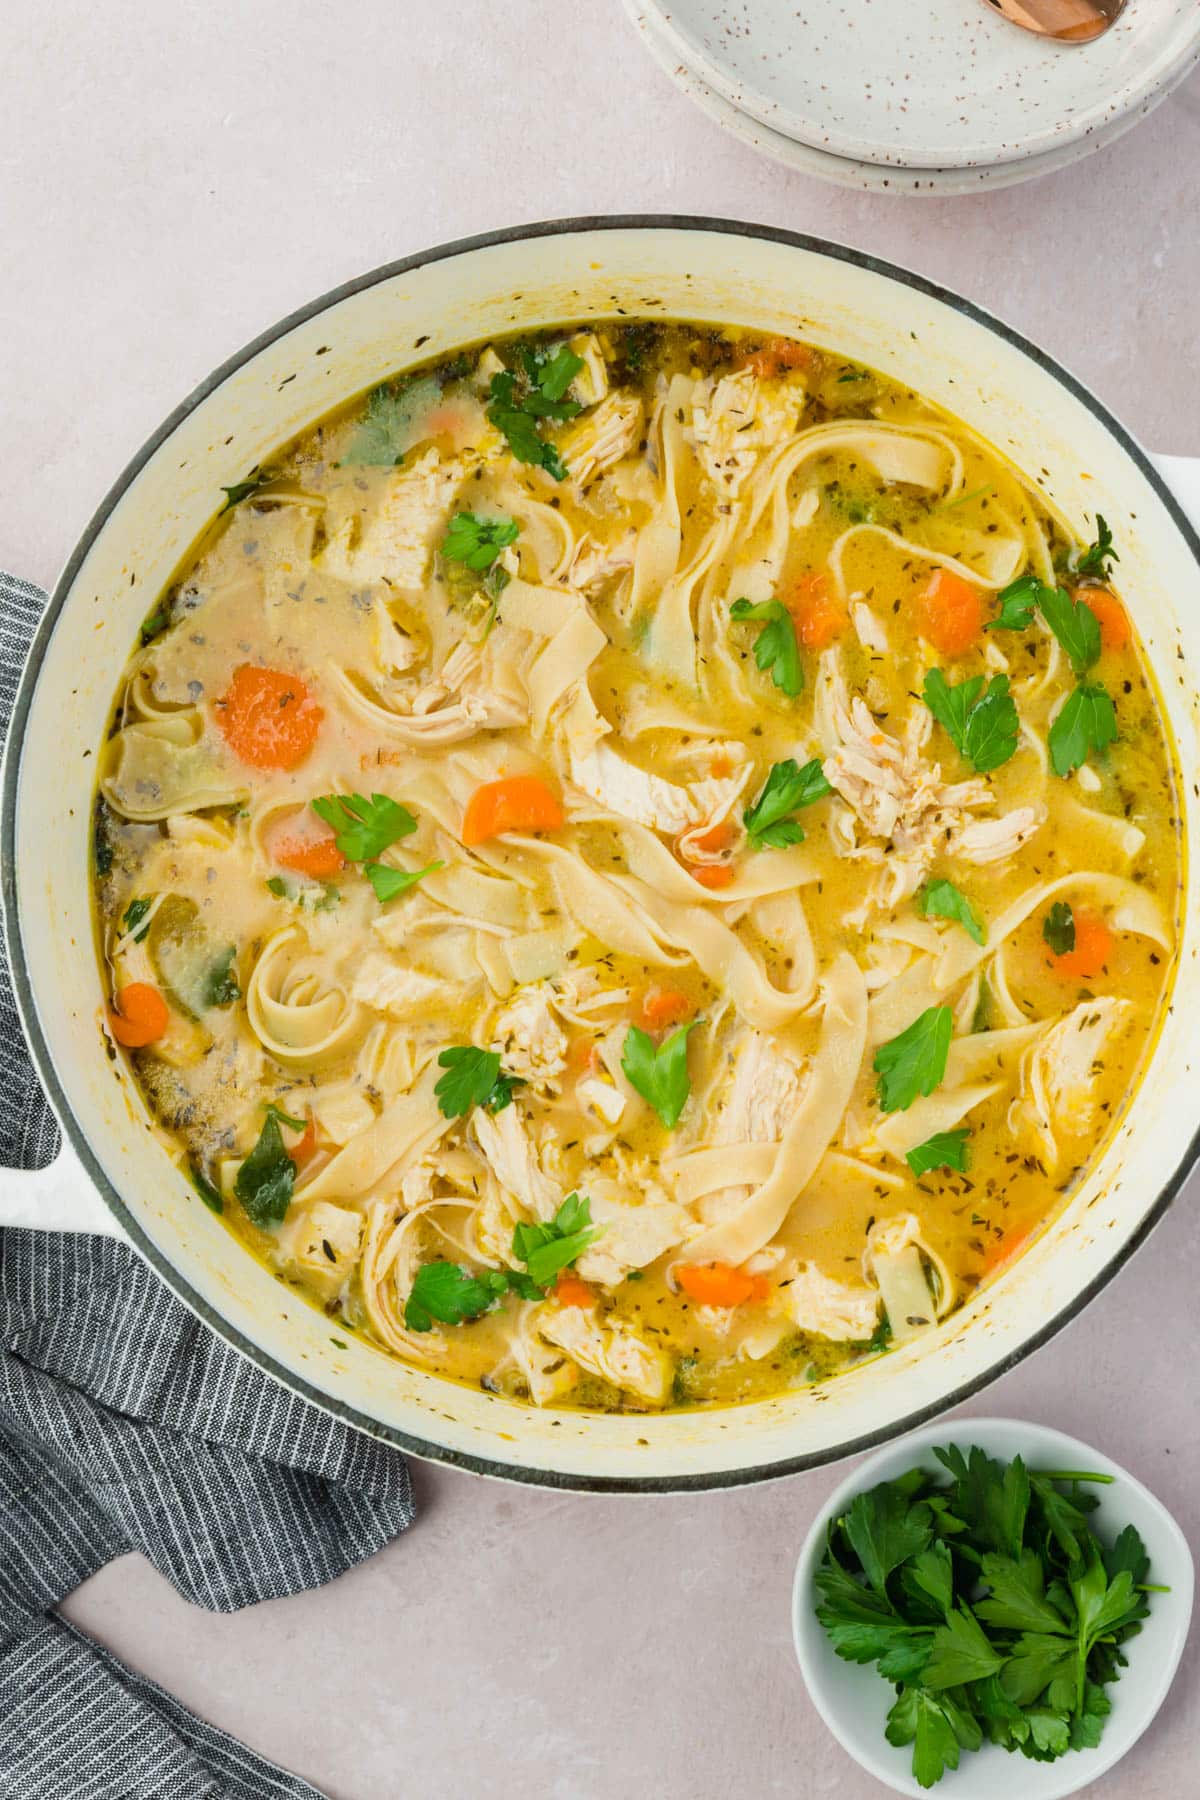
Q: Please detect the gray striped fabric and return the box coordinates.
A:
[1,572,416,1799]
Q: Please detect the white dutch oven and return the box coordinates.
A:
[3,219,1198,1491]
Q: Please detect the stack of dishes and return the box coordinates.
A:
[623,0,1200,194]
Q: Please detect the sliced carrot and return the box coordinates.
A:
[1076,586,1131,651]
[215,665,323,770]
[688,862,736,890]
[108,982,170,1048]
[980,1226,1033,1280]
[566,1035,597,1074]
[288,1111,318,1164]
[639,986,694,1031]
[461,774,563,847]
[688,818,736,856]
[914,569,983,657]
[709,752,733,779]
[274,832,346,879]
[553,1274,594,1309]
[738,337,813,380]
[787,570,847,650]
[1046,906,1115,980]
[677,1262,769,1308]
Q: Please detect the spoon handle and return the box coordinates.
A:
[983,0,1124,42]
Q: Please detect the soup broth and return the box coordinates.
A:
[92,321,1179,1412]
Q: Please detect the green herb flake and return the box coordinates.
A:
[1072,515,1118,579]
[729,598,803,698]
[985,573,1040,633]
[922,669,1019,774]
[442,511,520,573]
[404,1261,510,1333]
[365,859,444,904]
[234,1107,296,1228]
[122,897,153,943]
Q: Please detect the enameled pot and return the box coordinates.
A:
[4,218,1199,1490]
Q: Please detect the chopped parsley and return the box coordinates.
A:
[905,1128,970,1180]
[442,511,520,572]
[622,1020,699,1129]
[1042,901,1076,957]
[201,944,241,1008]
[729,598,803,698]
[1048,683,1118,778]
[922,669,1019,774]
[364,861,443,903]
[219,469,275,512]
[122,897,153,943]
[234,1106,297,1228]
[1037,584,1102,677]
[1072,515,1118,579]
[874,1005,953,1114]
[511,1192,602,1292]
[985,573,1040,633]
[434,1046,525,1119]
[486,344,584,480]
[743,757,831,848]
[311,792,416,862]
[815,1443,1157,1787]
[918,879,984,947]
[404,1261,510,1333]
[265,875,341,911]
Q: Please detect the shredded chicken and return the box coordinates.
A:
[561,393,643,488]
[1015,998,1136,1174]
[537,1304,673,1405]
[490,983,568,1087]
[276,1202,363,1302]
[472,1105,560,1222]
[781,1264,881,1341]
[691,369,805,495]
[951,805,1046,864]
[576,1182,692,1287]
[350,958,450,1018]
[324,448,462,590]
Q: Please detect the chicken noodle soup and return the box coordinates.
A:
[92,322,1179,1412]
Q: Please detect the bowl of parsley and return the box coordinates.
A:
[792,1418,1193,1796]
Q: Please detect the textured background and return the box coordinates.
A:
[4,3,1198,1794]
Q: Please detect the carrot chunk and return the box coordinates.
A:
[274,832,346,879]
[1045,906,1115,980]
[980,1226,1033,1280]
[461,774,563,846]
[639,986,693,1031]
[787,570,847,649]
[108,982,170,1047]
[677,1262,769,1307]
[553,1275,594,1309]
[1076,586,1131,651]
[914,569,983,656]
[738,337,813,380]
[688,818,736,857]
[215,665,323,770]
[688,862,736,890]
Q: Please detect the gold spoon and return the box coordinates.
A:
[982,0,1126,43]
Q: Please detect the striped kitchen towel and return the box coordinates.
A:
[0,570,416,1800]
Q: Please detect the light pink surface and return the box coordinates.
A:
[4,3,1198,1794]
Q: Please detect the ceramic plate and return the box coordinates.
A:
[626,0,1170,194]
[636,0,1200,170]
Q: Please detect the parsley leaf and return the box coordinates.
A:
[1042,901,1075,957]
[404,1261,510,1333]
[122,897,153,943]
[1048,683,1118,778]
[265,874,341,911]
[621,1020,699,1128]
[905,1128,970,1180]
[986,573,1041,632]
[442,511,520,573]
[886,1687,979,1789]
[365,860,443,903]
[1072,515,1118,579]
[201,944,241,1007]
[219,469,275,512]
[922,670,1019,774]
[234,1107,296,1227]
[511,1191,603,1290]
[843,1482,933,1593]
[1037,584,1102,677]
[311,792,417,863]
[743,757,831,847]
[486,347,583,480]
[922,1604,1004,1689]
[919,879,984,946]
[434,1046,525,1119]
[189,1161,223,1215]
[976,1550,1071,1635]
[729,598,803,697]
[873,1005,953,1114]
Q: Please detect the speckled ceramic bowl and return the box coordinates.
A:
[4,219,1200,1490]
[634,0,1200,172]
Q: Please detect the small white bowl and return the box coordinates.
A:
[792,1418,1193,1799]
